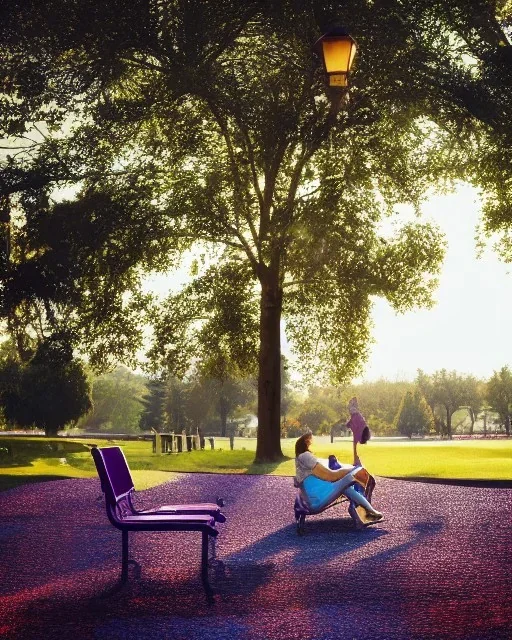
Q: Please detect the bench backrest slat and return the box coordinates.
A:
[92,446,135,504]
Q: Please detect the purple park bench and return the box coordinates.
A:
[91,446,226,601]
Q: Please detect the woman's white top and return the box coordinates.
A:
[295,451,318,484]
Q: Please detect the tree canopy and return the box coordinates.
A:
[416,369,481,438]
[79,367,147,433]
[0,334,91,436]
[486,366,512,435]
[3,1,511,458]
[394,388,435,438]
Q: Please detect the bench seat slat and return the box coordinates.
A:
[140,504,226,522]
[120,514,215,524]
[144,503,221,512]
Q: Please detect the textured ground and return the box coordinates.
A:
[0,473,510,640]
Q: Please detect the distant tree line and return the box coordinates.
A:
[136,373,257,437]
[283,368,512,440]
[2,359,511,440]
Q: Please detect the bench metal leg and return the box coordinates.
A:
[296,514,306,536]
[201,530,214,602]
[208,532,217,562]
[121,530,129,583]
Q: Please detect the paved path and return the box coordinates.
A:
[0,474,510,640]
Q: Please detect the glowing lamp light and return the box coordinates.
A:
[315,27,357,88]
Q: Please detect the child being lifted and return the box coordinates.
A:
[346,396,371,466]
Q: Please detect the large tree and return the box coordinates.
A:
[0,334,91,436]
[7,1,498,461]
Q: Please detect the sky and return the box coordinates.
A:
[143,182,511,384]
[359,183,511,382]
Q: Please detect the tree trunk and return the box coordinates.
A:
[446,406,452,440]
[255,277,284,463]
[469,408,475,435]
[219,395,228,437]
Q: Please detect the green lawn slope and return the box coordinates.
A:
[0,436,510,492]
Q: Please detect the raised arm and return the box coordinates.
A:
[353,439,359,466]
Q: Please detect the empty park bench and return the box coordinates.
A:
[91,445,226,600]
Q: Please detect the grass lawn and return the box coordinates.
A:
[0,435,511,492]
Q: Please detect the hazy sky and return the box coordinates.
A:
[360,183,510,382]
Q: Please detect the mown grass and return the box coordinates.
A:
[0,435,511,492]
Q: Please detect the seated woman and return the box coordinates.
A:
[295,433,383,525]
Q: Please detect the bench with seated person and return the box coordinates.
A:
[91,445,226,601]
[293,433,382,535]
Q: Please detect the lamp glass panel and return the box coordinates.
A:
[321,38,353,73]
[349,42,357,69]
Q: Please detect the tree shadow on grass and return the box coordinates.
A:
[0,474,79,492]
[244,456,294,475]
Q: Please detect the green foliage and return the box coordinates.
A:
[297,401,338,435]
[164,377,189,432]
[147,262,259,380]
[138,379,167,433]
[185,373,256,436]
[394,389,435,438]
[416,369,483,438]
[304,380,414,435]
[78,367,147,433]
[0,335,92,436]
[135,368,258,437]
[486,366,512,434]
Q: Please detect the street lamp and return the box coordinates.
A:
[315,27,357,88]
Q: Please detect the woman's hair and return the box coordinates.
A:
[295,433,312,457]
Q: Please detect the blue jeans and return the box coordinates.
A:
[302,474,374,513]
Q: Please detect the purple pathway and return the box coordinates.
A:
[0,474,510,640]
